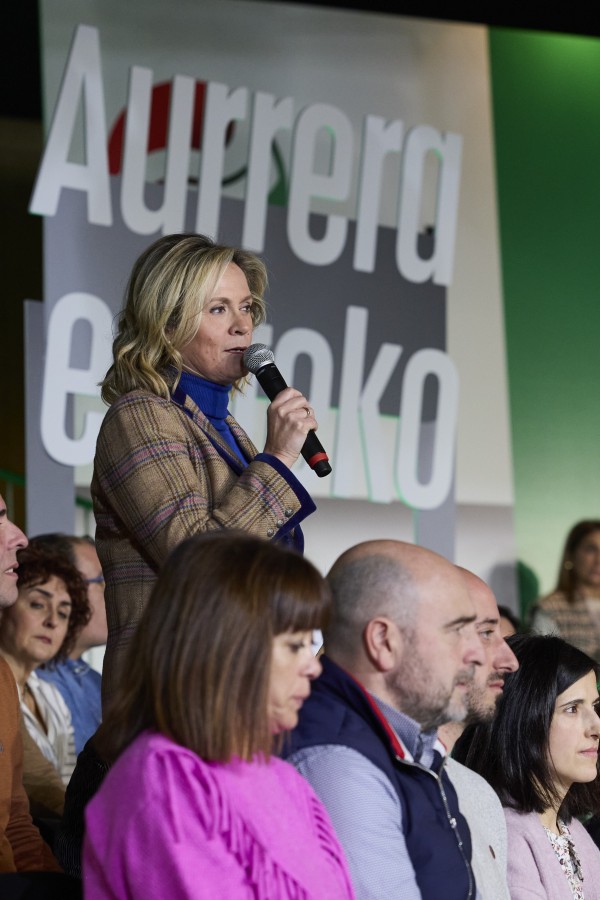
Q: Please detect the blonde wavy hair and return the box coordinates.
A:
[101,233,268,404]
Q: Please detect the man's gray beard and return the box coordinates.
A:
[386,643,461,732]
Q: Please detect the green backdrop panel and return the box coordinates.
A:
[489,28,600,613]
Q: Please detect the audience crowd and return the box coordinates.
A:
[2,487,599,898]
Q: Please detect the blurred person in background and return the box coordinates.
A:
[531,521,600,660]
[497,604,520,638]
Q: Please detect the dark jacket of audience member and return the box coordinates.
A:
[287,654,473,900]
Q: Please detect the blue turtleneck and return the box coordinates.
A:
[178,371,246,464]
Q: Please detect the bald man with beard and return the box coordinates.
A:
[286,539,486,900]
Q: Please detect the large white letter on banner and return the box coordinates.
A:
[242,92,294,252]
[396,348,459,509]
[396,126,462,286]
[29,25,111,225]
[333,306,402,502]
[288,103,353,265]
[274,327,334,427]
[41,293,113,466]
[121,69,195,234]
[195,82,248,238]
[354,115,404,273]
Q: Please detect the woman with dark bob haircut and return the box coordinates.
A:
[83,533,355,899]
[454,634,600,898]
[531,520,600,661]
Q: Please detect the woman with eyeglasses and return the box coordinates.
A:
[83,533,354,899]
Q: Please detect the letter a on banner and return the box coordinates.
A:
[30,25,112,226]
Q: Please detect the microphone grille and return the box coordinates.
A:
[243,343,274,374]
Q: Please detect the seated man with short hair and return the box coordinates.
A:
[439,568,519,900]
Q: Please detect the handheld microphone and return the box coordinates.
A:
[243,343,332,478]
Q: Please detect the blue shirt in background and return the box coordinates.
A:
[38,658,102,755]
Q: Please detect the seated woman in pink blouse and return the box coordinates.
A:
[83,533,355,899]
[454,634,600,900]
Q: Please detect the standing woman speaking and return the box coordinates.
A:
[92,233,319,703]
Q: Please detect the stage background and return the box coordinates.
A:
[18,1,600,615]
[489,28,600,613]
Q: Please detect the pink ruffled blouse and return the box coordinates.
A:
[82,731,355,899]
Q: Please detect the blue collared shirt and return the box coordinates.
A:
[38,658,102,755]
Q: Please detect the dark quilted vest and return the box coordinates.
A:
[285,656,476,900]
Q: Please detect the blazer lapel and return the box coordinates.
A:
[227,416,259,463]
[171,384,253,474]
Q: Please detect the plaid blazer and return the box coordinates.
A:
[91,388,316,705]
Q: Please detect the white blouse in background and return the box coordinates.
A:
[20,669,77,784]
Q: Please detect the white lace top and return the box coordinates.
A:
[543,819,585,900]
[20,670,77,784]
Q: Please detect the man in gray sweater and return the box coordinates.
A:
[439,569,518,900]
